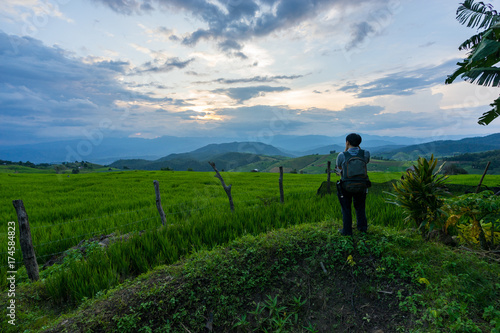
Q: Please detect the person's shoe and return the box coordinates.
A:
[338,229,352,236]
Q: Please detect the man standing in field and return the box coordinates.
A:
[335,133,371,236]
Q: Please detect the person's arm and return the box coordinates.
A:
[365,150,370,163]
[335,153,344,175]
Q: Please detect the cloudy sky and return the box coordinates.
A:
[2,0,500,146]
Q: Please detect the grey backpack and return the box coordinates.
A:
[341,150,371,193]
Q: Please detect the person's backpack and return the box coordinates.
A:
[341,149,371,193]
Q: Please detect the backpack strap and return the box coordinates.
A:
[357,149,365,159]
[341,151,351,174]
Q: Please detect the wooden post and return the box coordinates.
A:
[475,161,491,193]
[327,161,331,194]
[209,162,234,211]
[12,200,39,281]
[153,180,166,225]
[279,166,284,204]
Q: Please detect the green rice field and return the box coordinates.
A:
[1,170,499,303]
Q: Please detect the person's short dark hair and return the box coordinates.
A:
[346,133,362,147]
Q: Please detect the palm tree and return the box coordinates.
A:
[446,0,500,125]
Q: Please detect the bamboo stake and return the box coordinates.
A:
[208,162,234,211]
[279,166,284,204]
[327,161,331,194]
[475,161,491,193]
[12,200,39,281]
[153,180,167,225]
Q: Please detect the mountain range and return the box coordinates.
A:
[109,142,290,171]
[376,133,500,160]
[104,133,500,173]
[0,133,474,164]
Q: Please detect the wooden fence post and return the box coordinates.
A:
[279,166,284,204]
[153,180,167,226]
[209,162,234,211]
[475,161,491,194]
[12,200,39,281]
[327,161,331,194]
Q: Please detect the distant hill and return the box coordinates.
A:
[368,145,407,154]
[250,154,334,174]
[296,144,343,156]
[269,133,449,153]
[1,133,494,165]
[377,133,500,160]
[110,142,290,171]
[111,153,255,171]
[108,135,500,174]
[0,136,237,164]
[158,141,293,162]
[443,149,500,175]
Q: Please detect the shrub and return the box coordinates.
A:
[441,163,468,175]
[444,191,500,250]
[387,155,449,236]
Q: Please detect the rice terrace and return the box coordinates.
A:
[1,162,500,332]
[3,0,500,332]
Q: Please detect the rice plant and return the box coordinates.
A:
[1,170,498,305]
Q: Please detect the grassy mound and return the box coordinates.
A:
[16,221,498,333]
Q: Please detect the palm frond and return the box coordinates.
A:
[470,38,500,63]
[463,67,500,86]
[459,32,484,50]
[478,95,500,125]
[457,0,500,30]
[445,60,470,84]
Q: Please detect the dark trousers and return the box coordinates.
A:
[337,186,368,235]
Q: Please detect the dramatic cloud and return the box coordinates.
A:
[0,32,127,111]
[154,109,204,120]
[211,105,303,136]
[212,85,291,102]
[155,26,180,41]
[0,31,186,143]
[217,39,247,59]
[346,21,375,51]
[338,59,459,98]
[90,0,155,15]
[209,103,465,138]
[136,56,195,73]
[3,1,496,147]
[196,74,303,85]
[92,0,385,46]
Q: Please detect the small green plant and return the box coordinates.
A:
[234,295,304,332]
[233,314,251,330]
[483,306,500,333]
[386,155,449,236]
[113,310,140,333]
[303,322,319,333]
[444,191,500,250]
[291,295,307,312]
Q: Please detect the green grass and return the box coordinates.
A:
[8,221,499,333]
[0,165,55,174]
[1,171,497,274]
[369,159,415,172]
[0,171,406,263]
[447,174,500,186]
[0,172,407,301]
[1,171,500,332]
